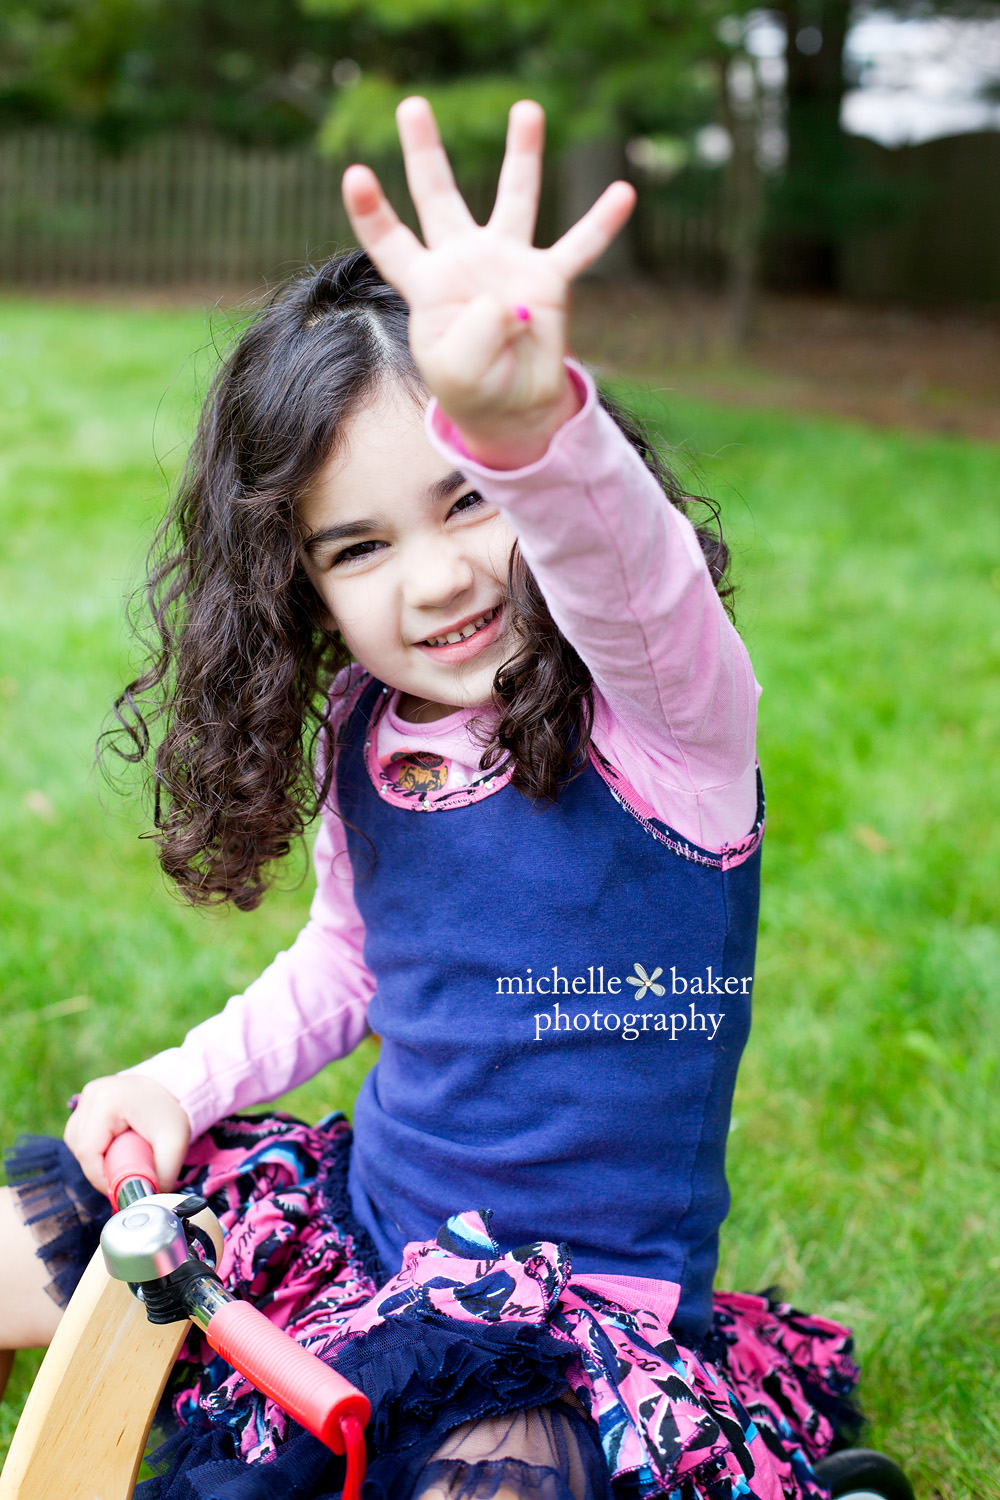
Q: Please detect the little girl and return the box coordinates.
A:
[3,100,861,1499]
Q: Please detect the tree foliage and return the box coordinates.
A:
[306,0,750,160]
[0,0,352,146]
[0,0,757,157]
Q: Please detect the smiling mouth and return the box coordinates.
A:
[420,606,499,648]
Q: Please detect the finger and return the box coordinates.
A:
[424,293,527,396]
[547,180,637,282]
[413,291,527,417]
[396,96,477,246]
[64,1115,113,1196]
[342,163,427,294]
[488,99,545,242]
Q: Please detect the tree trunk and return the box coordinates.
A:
[559,138,636,278]
[720,56,766,349]
[772,0,851,291]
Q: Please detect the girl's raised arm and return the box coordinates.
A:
[346,101,757,847]
[341,97,635,470]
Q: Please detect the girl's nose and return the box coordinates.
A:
[403,534,475,611]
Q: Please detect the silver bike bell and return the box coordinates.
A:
[101,1202,191,1283]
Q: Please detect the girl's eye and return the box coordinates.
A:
[331,539,386,566]
[449,490,485,517]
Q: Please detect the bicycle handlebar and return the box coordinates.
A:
[102,1128,371,1474]
[105,1129,159,1206]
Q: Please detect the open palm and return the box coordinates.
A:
[341,98,635,462]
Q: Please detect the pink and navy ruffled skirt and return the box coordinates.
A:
[7,1112,861,1500]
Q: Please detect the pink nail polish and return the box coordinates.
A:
[513,304,531,323]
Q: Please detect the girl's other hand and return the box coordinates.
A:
[64,1074,192,1196]
[341,97,636,469]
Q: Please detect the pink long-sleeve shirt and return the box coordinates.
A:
[132,364,761,1139]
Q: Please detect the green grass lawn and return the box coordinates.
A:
[1,299,997,1498]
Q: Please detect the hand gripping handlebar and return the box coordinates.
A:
[102,1130,369,1496]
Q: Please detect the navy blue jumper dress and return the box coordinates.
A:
[339,677,765,1345]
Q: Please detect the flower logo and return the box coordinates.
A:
[627,963,665,1000]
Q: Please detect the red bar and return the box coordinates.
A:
[204,1299,370,1452]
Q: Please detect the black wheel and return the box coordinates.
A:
[813,1447,915,1500]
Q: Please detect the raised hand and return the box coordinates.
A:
[341,97,635,468]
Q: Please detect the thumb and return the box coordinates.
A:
[418,293,527,399]
[149,1120,191,1194]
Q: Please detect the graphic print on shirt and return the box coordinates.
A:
[387,750,448,794]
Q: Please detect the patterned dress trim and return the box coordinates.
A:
[588,744,766,872]
[350,674,766,875]
[326,1206,858,1500]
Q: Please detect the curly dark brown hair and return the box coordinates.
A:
[105,249,733,911]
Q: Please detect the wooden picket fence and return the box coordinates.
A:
[0,131,359,285]
[2,127,994,302]
[0,128,725,288]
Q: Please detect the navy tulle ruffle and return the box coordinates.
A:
[5,1134,113,1306]
[140,1311,604,1500]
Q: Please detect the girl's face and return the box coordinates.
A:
[298,379,517,723]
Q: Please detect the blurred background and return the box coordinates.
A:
[4,0,1000,382]
[1,4,998,1497]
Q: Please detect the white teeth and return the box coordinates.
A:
[423,606,498,647]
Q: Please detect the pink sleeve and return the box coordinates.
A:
[126,674,375,1141]
[128,809,373,1140]
[426,363,760,847]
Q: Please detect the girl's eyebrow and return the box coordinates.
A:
[301,469,469,557]
[302,518,380,557]
[427,468,468,502]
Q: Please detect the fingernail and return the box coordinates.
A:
[513,304,531,323]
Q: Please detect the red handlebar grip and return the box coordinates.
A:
[204,1299,370,1451]
[105,1130,159,1206]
